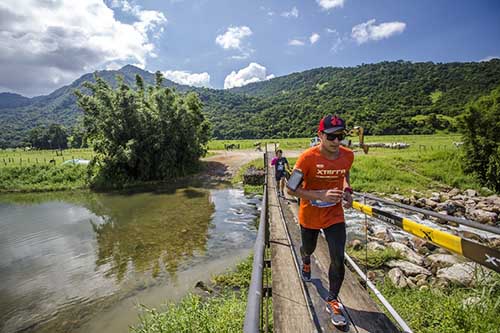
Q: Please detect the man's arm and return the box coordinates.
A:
[342,171,353,208]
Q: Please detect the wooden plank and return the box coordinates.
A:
[284,200,399,333]
[269,172,317,333]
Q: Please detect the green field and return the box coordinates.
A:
[0,148,94,167]
[0,134,488,194]
[0,134,461,168]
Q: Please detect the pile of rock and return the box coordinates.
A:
[243,166,265,185]
[348,226,496,290]
[389,188,499,227]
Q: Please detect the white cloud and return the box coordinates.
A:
[480,56,499,62]
[224,63,274,89]
[316,0,345,10]
[162,70,210,87]
[352,19,406,44]
[310,33,320,44]
[0,0,166,96]
[281,6,299,18]
[288,39,305,46]
[215,26,252,50]
[326,28,337,33]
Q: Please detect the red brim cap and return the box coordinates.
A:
[318,115,345,133]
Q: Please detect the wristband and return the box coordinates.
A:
[343,186,353,194]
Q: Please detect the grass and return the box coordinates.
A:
[0,148,94,167]
[130,254,273,333]
[377,273,500,333]
[348,244,500,333]
[0,134,491,194]
[285,135,487,195]
[0,164,87,192]
[346,248,402,269]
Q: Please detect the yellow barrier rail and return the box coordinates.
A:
[352,201,500,273]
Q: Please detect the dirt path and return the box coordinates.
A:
[202,148,303,181]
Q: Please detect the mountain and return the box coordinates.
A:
[0,92,31,109]
[1,60,500,148]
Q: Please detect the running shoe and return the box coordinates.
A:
[301,263,311,282]
[326,299,346,326]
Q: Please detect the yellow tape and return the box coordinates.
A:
[353,201,373,216]
[402,218,463,255]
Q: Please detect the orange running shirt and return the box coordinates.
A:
[294,145,354,229]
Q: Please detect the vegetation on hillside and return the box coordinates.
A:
[2,60,500,147]
[75,72,211,188]
[459,85,500,191]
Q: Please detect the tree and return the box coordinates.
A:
[75,73,212,187]
[459,86,500,192]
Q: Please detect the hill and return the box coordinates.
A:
[1,60,500,147]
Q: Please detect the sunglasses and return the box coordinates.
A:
[323,132,345,141]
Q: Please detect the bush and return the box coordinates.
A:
[459,86,500,192]
[75,72,211,188]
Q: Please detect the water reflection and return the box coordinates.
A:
[90,188,214,281]
[0,186,258,333]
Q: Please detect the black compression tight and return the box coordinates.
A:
[300,223,346,300]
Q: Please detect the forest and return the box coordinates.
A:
[1,59,500,147]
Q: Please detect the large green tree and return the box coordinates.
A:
[75,72,211,187]
[459,86,500,192]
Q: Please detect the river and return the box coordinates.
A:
[0,185,260,333]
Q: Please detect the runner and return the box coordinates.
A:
[286,115,354,326]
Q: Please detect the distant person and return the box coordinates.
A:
[271,149,291,196]
[286,115,354,327]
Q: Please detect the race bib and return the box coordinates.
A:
[310,199,337,208]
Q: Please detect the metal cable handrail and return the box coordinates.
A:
[355,191,500,236]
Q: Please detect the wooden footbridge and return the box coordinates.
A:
[243,150,500,333]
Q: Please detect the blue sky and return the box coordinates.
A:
[1,0,499,96]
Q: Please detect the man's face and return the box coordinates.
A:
[319,131,344,153]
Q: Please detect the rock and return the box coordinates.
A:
[388,268,408,288]
[467,209,497,224]
[415,274,428,287]
[464,189,478,197]
[430,192,442,202]
[436,263,476,286]
[448,188,461,197]
[435,247,452,255]
[489,238,500,251]
[406,278,417,289]
[411,190,424,199]
[419,285,429,291]
[424,254,461,271]
[388,242,424,265]
[367,241,386,251]
[367,269,384,282]
[459,231,485,243]
[386,260,432,276]
[390,194,406,202]
[243,166,265,185]
[462,296,481,307]
[412,237,437,252]
[421,198,438,209]
[349,239,363,250]
[451,194,465,201]
[432,278,450,288]
[371,225,388,239]
[195,281,213,294]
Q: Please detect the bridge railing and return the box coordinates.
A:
[352,193,500,273]
[243,150,269,333]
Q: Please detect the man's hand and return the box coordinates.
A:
[342,191,353,209]
[321,189,343,204]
